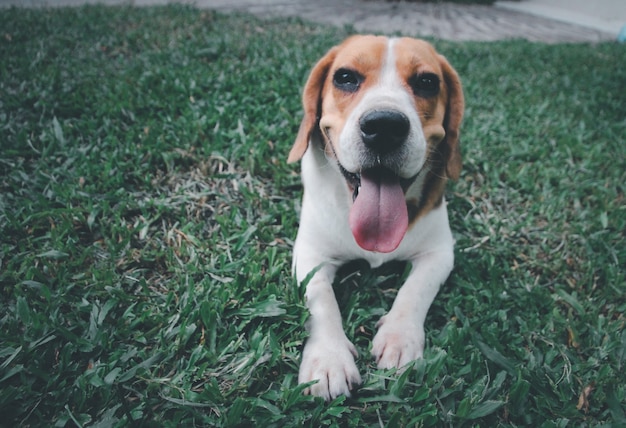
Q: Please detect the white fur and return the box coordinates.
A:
[294,38,455,400]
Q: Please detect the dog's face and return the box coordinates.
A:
[290,36,463,253]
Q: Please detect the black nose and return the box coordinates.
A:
[359,110,410,154]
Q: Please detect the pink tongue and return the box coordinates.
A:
[349,169,408,253]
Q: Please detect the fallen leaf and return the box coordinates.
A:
[577,383,594,413]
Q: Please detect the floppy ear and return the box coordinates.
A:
[287,47,338,163]
[438,54,464,180]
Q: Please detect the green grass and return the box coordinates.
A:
[0,4,624,427]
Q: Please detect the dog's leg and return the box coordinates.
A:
[371,248,453,369]
[295,257,362,400]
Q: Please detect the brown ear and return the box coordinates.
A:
[287,46,338,163]
[439,54,464,180]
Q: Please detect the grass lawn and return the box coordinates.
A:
[1,4,625,427]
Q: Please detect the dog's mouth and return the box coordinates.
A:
[339,164,419,254]
[339,164,417,202]
[338,163,362,201]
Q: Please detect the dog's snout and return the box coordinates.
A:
[359,110,410,154]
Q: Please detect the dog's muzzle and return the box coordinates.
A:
[338,109,418,253]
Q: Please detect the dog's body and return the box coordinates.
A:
[288,35,464,400]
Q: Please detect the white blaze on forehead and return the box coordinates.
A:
[368,37,407,100]
[382,38,401,91]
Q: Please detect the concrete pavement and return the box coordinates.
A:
[1,0,624,43]
[498,0,625,37]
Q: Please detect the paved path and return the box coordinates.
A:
[204,0,614,43]
[1,0,617,43]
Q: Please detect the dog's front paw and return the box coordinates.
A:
[371,315,425,370]
[298,335,362,400]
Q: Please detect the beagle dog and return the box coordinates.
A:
[288,35,464,400]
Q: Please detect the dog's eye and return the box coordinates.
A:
[410,73,440,98]
[333,68,362,92]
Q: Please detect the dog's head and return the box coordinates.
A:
[289,35,464,253]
